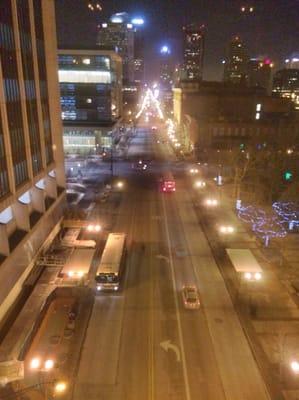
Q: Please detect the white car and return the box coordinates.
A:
[182,286,200,309]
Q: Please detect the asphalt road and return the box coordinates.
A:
[73,126,270,400]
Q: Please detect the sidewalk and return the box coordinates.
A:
[202,179,299,399]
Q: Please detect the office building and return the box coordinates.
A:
[58,48,122,154]
[247,57,274,95]
[272,69,299,110]
[182,23,205,81]
[97,13,135,84]
[173,81,294,151]
[223,36,248,84]
[159,46,173,89]
[0,0,65,323]
[134,29,145,84]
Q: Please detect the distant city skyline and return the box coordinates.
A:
[55,0,299,81]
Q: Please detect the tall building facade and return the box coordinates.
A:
[58,48,123,154]
[272,69,299,110]
[182,24,205,81]
[97,13,135,84]
[134,30,145,84]
[159,46,173,89]
[0,0,65,322]
[223,36,248,84]
[247,58,274,95]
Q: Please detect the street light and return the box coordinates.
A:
[54,381,67,394]
[115,181,124,189]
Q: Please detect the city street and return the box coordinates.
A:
[73,127,270,400]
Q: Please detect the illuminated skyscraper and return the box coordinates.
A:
[182,23,205,81]
[0,0,65,322]
[97,13,144,85]
[223,36,248,84]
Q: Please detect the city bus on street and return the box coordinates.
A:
[95,233,126,292]
[160,171,176,193]
[61,248,95,281]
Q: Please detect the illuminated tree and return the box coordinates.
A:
[273,202,299,230]
[238,204,287,246]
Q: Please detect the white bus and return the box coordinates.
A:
[95,233,126,292]
[61,248,95,280]
[226,248,263,280]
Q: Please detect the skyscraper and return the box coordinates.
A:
[134,29,145,84]
[159,46,173,89]
[223,36,248,84]
[0,0,65,322]
[97,13,135,84]
[182,23,205,81]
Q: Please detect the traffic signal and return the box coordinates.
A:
[284,171,293,181]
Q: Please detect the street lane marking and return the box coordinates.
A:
[162,194,191,400]
[160,340,181,362]
[148,197,155,400]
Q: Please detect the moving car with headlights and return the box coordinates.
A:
[182,285,200,309]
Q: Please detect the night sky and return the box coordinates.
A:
[55,0,299,81]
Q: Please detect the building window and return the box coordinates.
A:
[17,0,43,175]
[0,0,29,187]
[33,0,54,165]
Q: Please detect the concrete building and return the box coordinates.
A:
[173,81,295,153]
[58,48,122,154]
[272,68,299,111]
[182,24,205,81]
[0,0,65,323]
[223,36,248,84]
[247,57,274,95]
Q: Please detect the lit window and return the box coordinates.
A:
[86,98,92,103]
[83,58,91,65]
[256,103,261,112]
[255,112,260,120]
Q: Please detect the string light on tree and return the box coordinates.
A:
[273,202,299,230]
[238,204,287,246]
